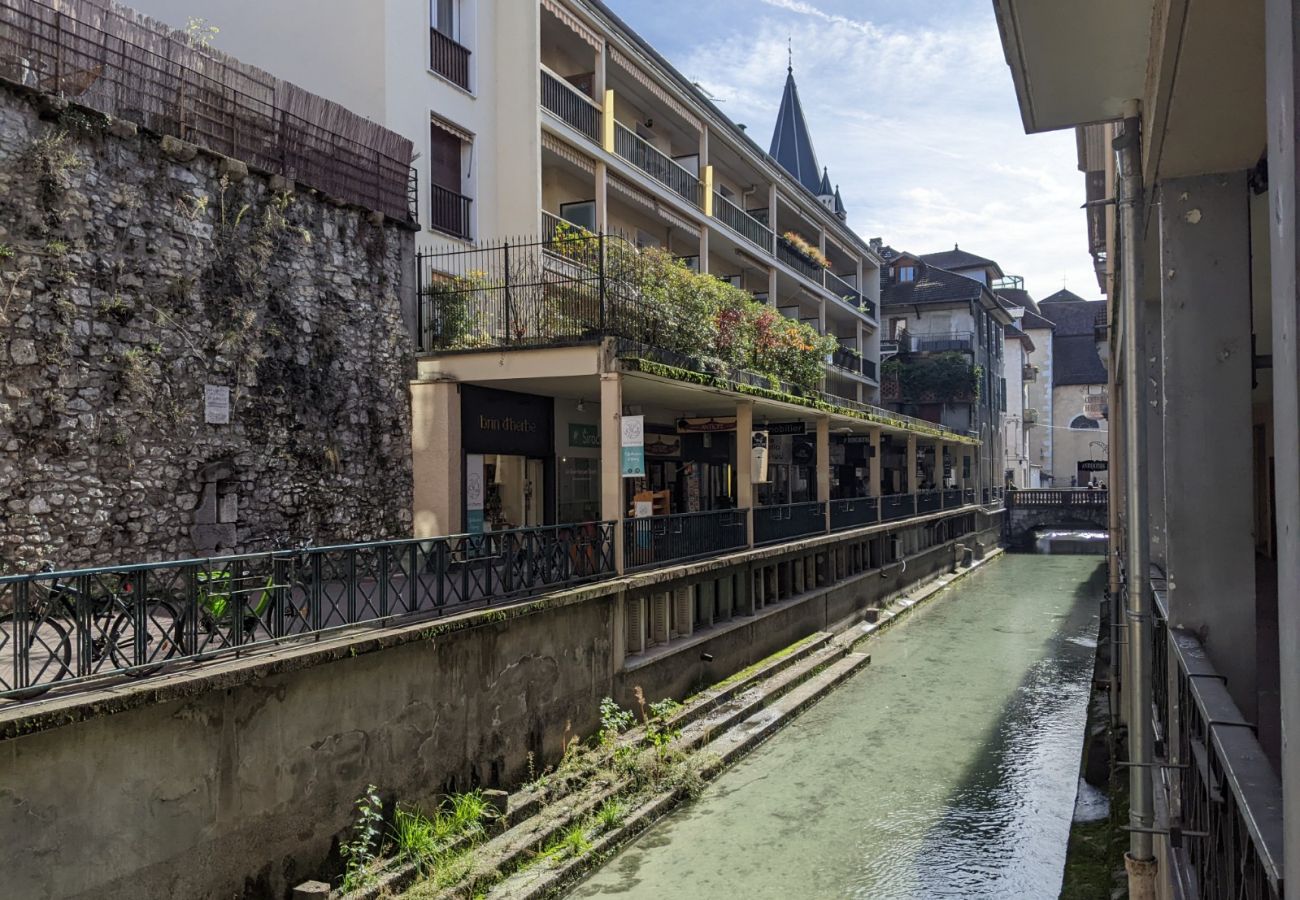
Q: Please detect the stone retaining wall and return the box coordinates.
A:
[0,84,416,571]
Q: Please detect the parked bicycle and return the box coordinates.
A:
[0,565,182,700]
[185,548,314,653]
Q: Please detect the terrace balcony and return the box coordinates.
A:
[429,27,471,91]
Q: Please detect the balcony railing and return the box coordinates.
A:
[754,501,827,545]
[916,490,943,514]
[830,496,879,531]
[832,345,863,375]
[713,191,774,253]
[777,238,827,284]
[540,67,601,144]
[881,494,917,522]
[430,27,471,90]
[624,509,748,570]
[1005,488,1106,509]
[862,358,877,381]
[909,331,975,354]
[826,270,861,306]
[613,123,701,207]
[428,182,473,240]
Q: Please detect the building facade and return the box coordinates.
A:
[1039,289,1108,487]
[1002,323,1035,488]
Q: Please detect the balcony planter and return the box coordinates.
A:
[779,232,831,270]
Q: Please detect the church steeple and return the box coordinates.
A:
[769,60,823,195]
[768,56,846,220]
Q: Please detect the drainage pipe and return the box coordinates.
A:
[1115,101,1157,893]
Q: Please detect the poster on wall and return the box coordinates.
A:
[621,415,645,478]
[466,454,485,534]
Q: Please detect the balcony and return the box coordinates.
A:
[613,123,701,207]
[713,191,774,254]
[777,235,827,284]
[428,182,473,240]
[430,28,471,91]
[541,67,602,144]
[831,344,863,375]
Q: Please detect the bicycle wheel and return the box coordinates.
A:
[107,600,183,676]
[0,611,71,700]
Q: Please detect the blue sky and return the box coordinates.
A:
[605,0,1099,302]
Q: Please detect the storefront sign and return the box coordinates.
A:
[677,416,737,433]
[621,415,645,478]
[466,454,485,534]
[1084,394,1108,420]
[842,435,875,447]
[1079,459,1108,472]
[461,385,553,458]
[765,422,806,436]
[645,433,681,458]
[568,423,600,448]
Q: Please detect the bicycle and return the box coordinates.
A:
[185,549,314,653]
[0,566,182,701]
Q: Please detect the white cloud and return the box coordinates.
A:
[671,2,1100,300]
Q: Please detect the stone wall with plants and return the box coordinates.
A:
[0,85,415,572]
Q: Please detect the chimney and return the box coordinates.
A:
[869,237,883,253]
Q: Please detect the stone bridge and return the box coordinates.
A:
[1005,489,1109,549]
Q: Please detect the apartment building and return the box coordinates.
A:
[1001,322,1034,488]
[1038,289,1108,487]
[994,1,1289,896]
[994,278,1051,487]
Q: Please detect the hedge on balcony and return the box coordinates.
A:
[881,352,981,402]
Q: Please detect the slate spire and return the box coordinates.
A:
[769,62,824,195]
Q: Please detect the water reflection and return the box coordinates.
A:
[570,556,1103,900]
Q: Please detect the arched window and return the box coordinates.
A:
[1070,415,1100,430]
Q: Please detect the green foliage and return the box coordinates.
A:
[599,696,634,747]
[887,352,979,403]
[341,784,384,893]
[541,821,591,861]
[592,798,625,834]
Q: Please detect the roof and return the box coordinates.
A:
[1005,322,1036,352]
[1019,308,1056,330]
[1040,297,1108,384]
[1040,287,1089,303]
[881,265,986,308]
[919,246,1005,277]
[769,67,823,195]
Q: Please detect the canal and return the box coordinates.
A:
[570,554,1104,899]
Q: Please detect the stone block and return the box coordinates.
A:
[107,118,137,140]
[269,174,294,194]
[218,157,248,182]
[292,882,330,899]
[160,135,197,162]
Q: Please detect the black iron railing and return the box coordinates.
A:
[430,27,471,90]
[0,0,416,222]
[881,494,917,522]
[862,358,877,380]
[429,182,473,240]
[624,509,748,571]
[826,271,862,308]
[713,191,773,252]
[942,488,962,508]
[1006,488,1107,509]
[0,523,615,702]
[832,345,863,374]
[830,496,879,531]
[1150,588,1283,899]
[777,238,826,284]
[613,123,701,207]
[754,502,826,545]
[540,67,601,143]
[917,490,943,514]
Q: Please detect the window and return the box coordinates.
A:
[1070,415,1100,430]
[430,0,470,90]
[433,0,457,38]
[898,266,915,282]
[560,200,596,232]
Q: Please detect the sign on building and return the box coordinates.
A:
[621,415,645,478]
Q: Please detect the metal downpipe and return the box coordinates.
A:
[1116,105,1157,891]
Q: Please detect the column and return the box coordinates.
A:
[699,222,710,274]
[600,373,624,573]
[905,432,917,516]
[594,161,608,233]
[868,427,882,498]
[1265,0,1300,876]
[411,379,461,538]
[1159,172,1256,716]
[735,400,754,547]
[767,266,778,307]
[816,416,831,531]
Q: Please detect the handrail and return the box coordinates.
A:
[713,191,774,253]
[540,65,602,143]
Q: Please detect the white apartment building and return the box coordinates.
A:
[128,0,883,405]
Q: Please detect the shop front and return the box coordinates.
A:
[628,416,738,517]
[461,385,555,532]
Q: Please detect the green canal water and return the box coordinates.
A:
[570,554,1104,900]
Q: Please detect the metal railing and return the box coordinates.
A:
[830,496,879,531]
[430,27,471,90]
[942,488,962,508]
[540,66,601,143]
[905,331,976,354]
[1005,488,1108,509]
[613,123,701,207]
[862,358,877,381]
[0,523,615,702]
[777,238,827,283]
[1150,587,1284,899]
[624,509,747,571]
[826,270,862,307]
[832,345,863,375]
[0,0,417,222]
[917,490,943,514]
[754,501,826,545]
[713,191,773,253]
[428,182,473,240]
[881,494,917,522]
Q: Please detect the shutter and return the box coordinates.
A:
[625,596,644,656]
[428,125,462,191]
[673,586,693,638]
[651,592,670,645]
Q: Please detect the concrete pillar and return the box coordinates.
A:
[1142,226,1168,568]
[905,432,917,494]
[868,427,882,497]
[735,400,754,547]
[767,265,778,307]
[600,373,624,573]
[816,416,830,530]
[594,161,608,233]
[411,379,461,538]
[1158,172,1257,717]
[699,223,710,274]
[1265,1,1300,877]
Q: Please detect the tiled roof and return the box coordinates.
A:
[881,265,985,308]
[919,246,1004,277]
[769,68,823,195]
[1040,297,1108,385]
[1019,308,1055,331]
[995,286,1041,315]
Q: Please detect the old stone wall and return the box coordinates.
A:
[0,85,416,571]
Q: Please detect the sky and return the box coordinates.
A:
[604,0,1100,303]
